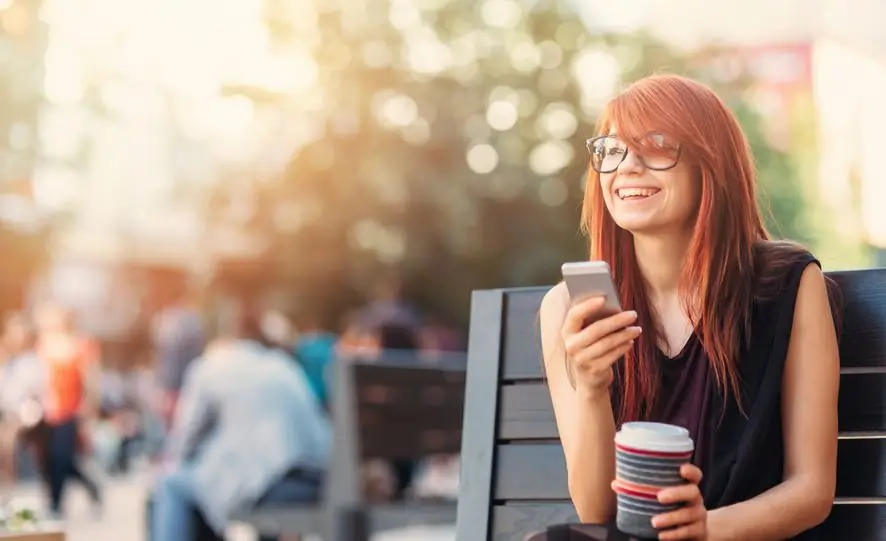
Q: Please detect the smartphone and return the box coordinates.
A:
[561,261,623,320]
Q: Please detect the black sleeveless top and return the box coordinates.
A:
[612,250,825,541]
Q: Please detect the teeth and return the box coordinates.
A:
[618,188,659,199]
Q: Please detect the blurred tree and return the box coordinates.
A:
[0,0,51,315]
[219,0,811,328]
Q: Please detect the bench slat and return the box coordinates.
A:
[490,503,886,541]
[493,439,886,500]
[499,373,886,441]
[499,269,886,381]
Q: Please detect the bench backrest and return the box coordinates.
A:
[456,268,886,541]
[328,352,466,507]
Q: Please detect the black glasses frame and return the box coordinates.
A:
[585,135,682,174]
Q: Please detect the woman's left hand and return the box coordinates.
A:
[651,464,708,540]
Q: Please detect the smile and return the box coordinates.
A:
[616,187,661,201]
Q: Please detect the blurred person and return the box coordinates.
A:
[151,310,330,541]
[358,276,422,331]
[260,310,295,350]
[35,302,103,517]
[292,314,337,407]
[0,313,45,499]
[335,312,378,360]
[152,284,205,429]
[419,317,464,357]
[540,75,838,539]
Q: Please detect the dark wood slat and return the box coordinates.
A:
[360,425,462,459]
[501,288,546,381]
[498,372,886,441]
[354,365,465,409]
[819,502,886,540]
[493,439,886,501]
[838,372,886,432]
[500,269,886,381]
[831,270,886,369]
[489,503,886,541]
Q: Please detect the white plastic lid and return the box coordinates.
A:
[615,422,694,454]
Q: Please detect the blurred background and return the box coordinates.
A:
[0,0,884,538]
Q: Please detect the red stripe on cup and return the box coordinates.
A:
[612,480,661,500]
[616,442,693,459]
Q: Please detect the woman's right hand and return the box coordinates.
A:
[561,296,642,396]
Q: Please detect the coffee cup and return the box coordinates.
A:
[613,422,694,539]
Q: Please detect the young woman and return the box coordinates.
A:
[540,75,840,541]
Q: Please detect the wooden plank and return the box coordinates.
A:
[837,372,886,432]
[501,288,547,381]
[489,503,886,541]
[456,290,506,541]
[831,269,886,369]
[359,424,462,459]
[498,371,886,441]
[819,502,886,540]
[493,438,886,501]
[500,269,886,382]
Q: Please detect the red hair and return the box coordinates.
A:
[582,75,770,423]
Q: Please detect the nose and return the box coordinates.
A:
[616,148,645,175]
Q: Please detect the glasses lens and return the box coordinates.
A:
[636,133,680,170]
[587,136,625,173]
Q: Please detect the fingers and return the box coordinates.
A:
[562,296,606,335]
[654,478,706,540]
[582,325,642,359]
[680,464,703,485]
[563,308,639,354]
[657,481,702,506]
[572,337,635,375]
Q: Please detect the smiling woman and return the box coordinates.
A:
[540,74,840,541]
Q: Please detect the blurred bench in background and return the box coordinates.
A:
[234,351,466,541]
[456,269,886,540]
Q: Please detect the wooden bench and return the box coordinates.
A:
[456,269,886,541]
[234,352,466,540]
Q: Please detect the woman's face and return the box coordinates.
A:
[596,130,701,235]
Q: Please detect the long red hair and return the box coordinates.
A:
[582,75,771,423]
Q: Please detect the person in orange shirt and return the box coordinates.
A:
[35,303,103,517]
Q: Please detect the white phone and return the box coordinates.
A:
[561,261,623,320]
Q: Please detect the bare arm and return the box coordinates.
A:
[540,283,639,522]
[707,264,839,540]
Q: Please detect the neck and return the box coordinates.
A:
[632,228,694,300]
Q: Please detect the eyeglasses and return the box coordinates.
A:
[586,133,681,174]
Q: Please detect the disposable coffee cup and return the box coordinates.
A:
[613,422,694,539]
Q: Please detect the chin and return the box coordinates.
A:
[612,217,661,234]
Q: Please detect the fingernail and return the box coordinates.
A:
[628,325,642,333]
[650,517,660,528]
[626,310,638,318]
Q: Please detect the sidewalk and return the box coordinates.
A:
[8,471,150,541]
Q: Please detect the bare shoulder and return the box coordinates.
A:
[540,282,569,330]
[790,263,838,364]
[795,263,829,313]
[540,282,570,365]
